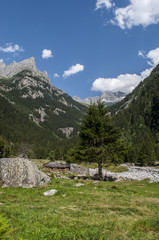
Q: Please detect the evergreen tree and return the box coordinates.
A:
[49,150,56,161]
[0,136,12,158]
[72,102,127,177]
[137,134,156,166]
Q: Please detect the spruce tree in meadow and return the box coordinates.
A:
[73,102,127,177]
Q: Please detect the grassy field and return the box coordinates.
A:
[1,174,159,240]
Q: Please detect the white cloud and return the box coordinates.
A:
[42,49,53,59]
[63,64,84,78]
[96,0,113,10]
[112,0,159,29]
[138,50,145,58]
[54,73,59,78]
[0,59,3,63]
[91,73,142,93]
[96,0,159,29]
[147,47,159,66]
[138,47,159,67]
[140,67,153,79]
[0,43,24,53]
[92,46,159,94]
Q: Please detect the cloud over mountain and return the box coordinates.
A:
[54,73,59,78]
[91,73,142,93]
[92,46,159,93]
[63,64,84,78]
[42,49,53,59]
[0,43,24,53]
[147,47,159,66]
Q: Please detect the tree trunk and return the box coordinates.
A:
[98,160,103,179]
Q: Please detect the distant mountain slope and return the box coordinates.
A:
[0,58,86,157]
[0,94,56,145]
[73,91,126,106]
[110,64,159,164]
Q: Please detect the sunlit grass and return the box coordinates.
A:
[0,178,159,240]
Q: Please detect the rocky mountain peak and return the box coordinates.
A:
[0,57,50,83]
[73,91,126,106]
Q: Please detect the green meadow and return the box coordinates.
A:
[1,177,159,240]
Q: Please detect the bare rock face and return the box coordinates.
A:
[0,57,50,83]
[0,158,50,188]
[73,91,126,105]
[59,127,74,137]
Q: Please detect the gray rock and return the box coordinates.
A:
[58,127,74,137]
[43,189,57,196]
[88,168,98,176]
[70,164,89,175]
[44,162,70,169]
[0,157,50,188]
[110,165,159,183]
[153,161,159,166]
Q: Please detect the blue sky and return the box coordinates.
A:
[0,0,159,98]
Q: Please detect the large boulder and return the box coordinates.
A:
[70,164,89,175]
[0,158,50,188]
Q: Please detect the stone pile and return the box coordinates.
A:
[111,165,159,183]
[70,164,159,183]
[44,161,159,183]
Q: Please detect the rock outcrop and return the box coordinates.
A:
[0,57,50,83]
[0,158,50,187]
[58,127,74,137]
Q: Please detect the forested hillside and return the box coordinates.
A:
[110,64,159,165]
[0,94,80,158]
[0,62,86,158]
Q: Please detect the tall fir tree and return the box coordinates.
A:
[72,102,127,177]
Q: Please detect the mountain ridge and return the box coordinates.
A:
[73,91,126,105]
[0,57,49,82]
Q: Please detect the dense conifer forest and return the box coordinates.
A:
[110,64,159,165]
